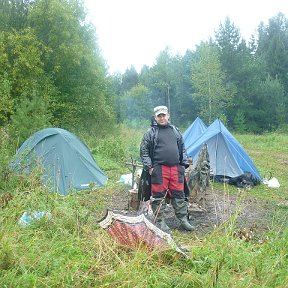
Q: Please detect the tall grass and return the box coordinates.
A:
[0,128,287,287]
[235,133,288,202]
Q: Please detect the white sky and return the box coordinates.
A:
[84,0,288,74]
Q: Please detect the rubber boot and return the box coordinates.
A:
[179,216,194,231]
[171,198,195,231]
[151,197,171,234]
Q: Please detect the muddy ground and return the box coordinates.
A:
[108,185,273,241]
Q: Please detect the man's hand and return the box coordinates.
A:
[149,168,154,175]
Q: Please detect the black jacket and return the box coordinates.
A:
[140,123,189,171]
[138,122,190,201]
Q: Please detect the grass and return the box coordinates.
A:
[0,128,287,287]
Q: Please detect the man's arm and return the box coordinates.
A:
[140,131,153,171]
[179,132,189,168]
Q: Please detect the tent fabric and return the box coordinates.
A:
[186,119,261,181]
[183,117,207,148]
[10,128,107,195]
[99,210,188,256]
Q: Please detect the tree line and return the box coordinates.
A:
[116,15,288,132]
[1,0,288,148]
[0,0,115,144]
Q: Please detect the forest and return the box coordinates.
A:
[1,0,288,147]
[1,1,288,287]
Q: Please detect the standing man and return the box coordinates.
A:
[140,105,194,233]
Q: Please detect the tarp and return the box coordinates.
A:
[10,128,107,195]
[186,119,261,180]
[99,210,188,256]
[183,117,207,148]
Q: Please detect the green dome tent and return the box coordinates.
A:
[10,128,107,196]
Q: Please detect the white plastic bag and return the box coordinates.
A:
[263,177,280,188]
[19,211,51,226]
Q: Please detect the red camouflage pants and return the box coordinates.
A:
[151,164,185,199]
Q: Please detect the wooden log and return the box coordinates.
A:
[128,189,139,210]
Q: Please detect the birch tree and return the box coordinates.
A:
[191,42,233,124]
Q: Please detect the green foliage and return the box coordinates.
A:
[0,72,14,126]
[251,75,285,132]
[1,2,288,283]
[27,0,116,133]
[122,119,150,129]
[119,84,152,122]
[92,135,127,169]
[0,0,31,32]
[0,127,15,168]
[10,92,52,145]
[215,17,242,82]
[7,28,47,96]
[0,0,116,134]
[0,170,111,287]
[257,13,288,93]
[192,41,234,124]
[3,1,288,134]
[276,123,288,133]
[0,27,56,132]
[0,128,288,287]
[86,125,144,172]
[112,15,288,132]
[234,110,246,132]
[2,1,288,136]
[0,31,10,73]
[121,66,139,93]
[215,17,269,131]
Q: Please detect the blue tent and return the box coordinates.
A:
[186,119,261,180]
[183,117,207,148]
[10,128,107,195]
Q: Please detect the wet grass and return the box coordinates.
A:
[0,128,287,287]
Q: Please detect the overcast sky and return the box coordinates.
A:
[84,0,288,74]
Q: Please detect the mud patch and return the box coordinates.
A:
[109,187,273,240]
[187,190,272,236]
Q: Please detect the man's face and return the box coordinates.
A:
[155,113,169,126]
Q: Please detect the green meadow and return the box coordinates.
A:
[0,128,287,288]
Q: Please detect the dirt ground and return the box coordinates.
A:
[109,185,273,241]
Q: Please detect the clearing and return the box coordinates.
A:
[108,185,275,242]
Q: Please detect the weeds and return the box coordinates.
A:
[0,128,287,287]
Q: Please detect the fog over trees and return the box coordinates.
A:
[1,0,288,145]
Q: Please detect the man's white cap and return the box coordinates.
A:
[154,105,168,116]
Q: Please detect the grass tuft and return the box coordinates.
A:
[0,128,287,287]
